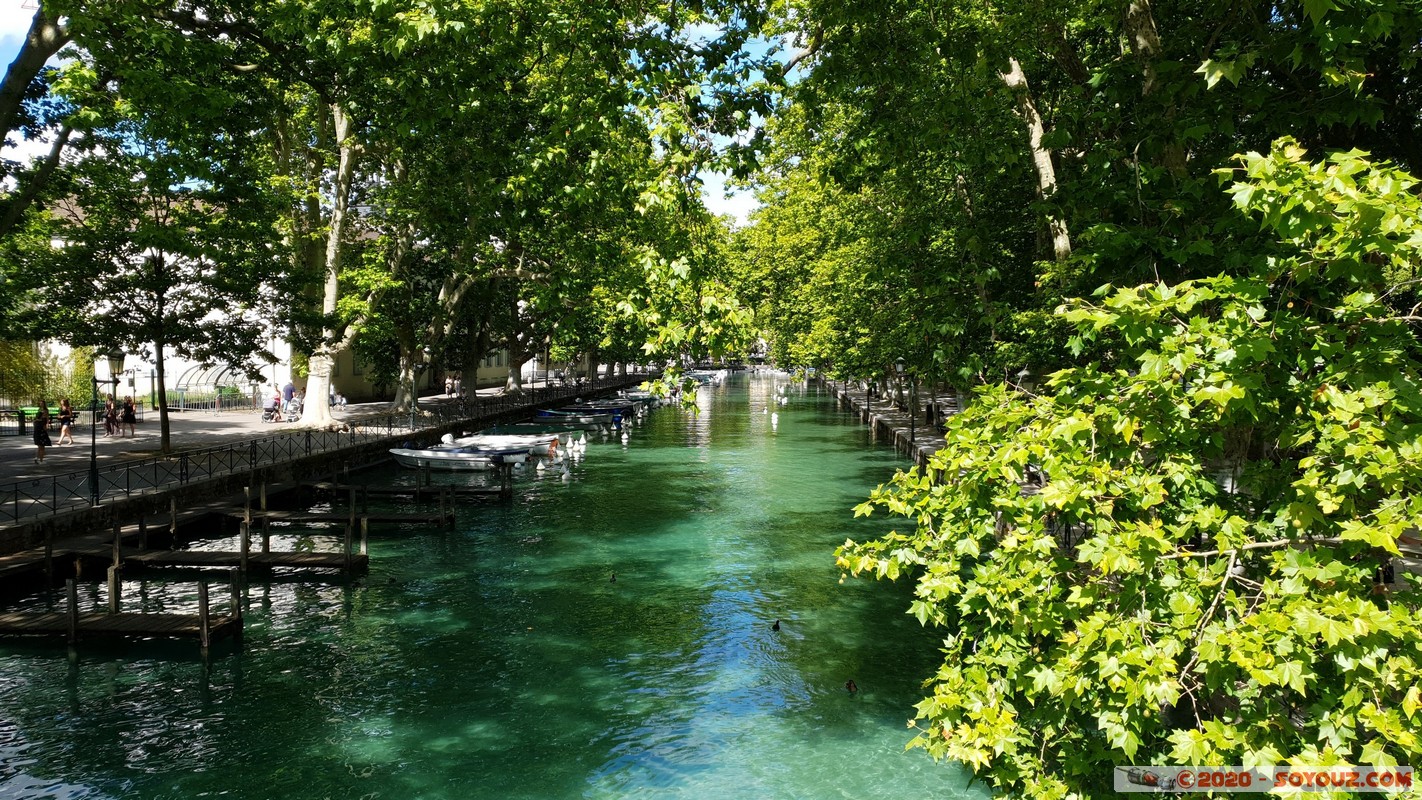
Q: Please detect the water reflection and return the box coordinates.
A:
[0,372,988,800]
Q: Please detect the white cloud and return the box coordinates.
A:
[1,4,35,59]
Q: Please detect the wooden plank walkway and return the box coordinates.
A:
[219,509,450,524]
[0,610,241,642]
[303,481,506,499]
[125,549,368,571]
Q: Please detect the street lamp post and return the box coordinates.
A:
[90,348,124,506]
[894,358,915,454]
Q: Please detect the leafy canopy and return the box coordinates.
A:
[838,140,1422,798]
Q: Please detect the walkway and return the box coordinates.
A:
[818,377,959,466]
[0,377,645,544]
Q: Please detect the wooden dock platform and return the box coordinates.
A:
[302,481,507,499]
[125,549,368,572]
[221,509,451,525]
[0,578,242,651]
[0,610,242,642]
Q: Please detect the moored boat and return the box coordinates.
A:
[447,432,559,455]
[533,408,620,426]
[390,446,528,471]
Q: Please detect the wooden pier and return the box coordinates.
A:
[302,481,508,500]
[0,577,242,651]
[125,549,369,573]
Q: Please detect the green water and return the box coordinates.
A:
[0,373,987,800]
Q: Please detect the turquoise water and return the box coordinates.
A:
[0,373,986,800]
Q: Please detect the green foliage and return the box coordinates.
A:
[837,142,1422,797]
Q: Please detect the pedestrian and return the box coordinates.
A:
[56,398,75,445]
[453,373,462,397]
[282,381,295,404]
[445,375,453,396]
[32,404,51,463]
[121,396,136,436]
[103,396,118,436]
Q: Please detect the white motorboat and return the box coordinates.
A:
[447,432,560,456]
[389,446,528,471]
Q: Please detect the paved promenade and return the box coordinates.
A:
[0,387,506,485]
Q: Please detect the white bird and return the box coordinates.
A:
[771,412,779,430]
[536,460,547,471]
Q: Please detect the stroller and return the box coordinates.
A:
[261,399,282,423]
[282,396,303,423]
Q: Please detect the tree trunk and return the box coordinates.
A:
[506,355,528,392]
[1125,0,1187,176]
[299,101,357,428]
[0,7,69,156]
[154,342,172,454]
[999,57,1072,262]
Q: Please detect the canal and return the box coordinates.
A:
[0,372,986,799]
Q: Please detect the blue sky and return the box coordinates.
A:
[0,7,762,222]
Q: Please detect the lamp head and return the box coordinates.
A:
[894,357,906,376]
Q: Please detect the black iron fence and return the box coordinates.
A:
[0,375,652,526]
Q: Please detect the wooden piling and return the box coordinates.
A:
[111,523,121,567]
[43,524,53,582]
[198,580,211,652]
[360,517,369,556]
[107,565,121,614]
[239,521,250,573]
[138,516,147,550]
[169,497,178,542]
[261,482,270,554]
[66,579,78,645]
[228,568,242,632]
[343,522,352,571]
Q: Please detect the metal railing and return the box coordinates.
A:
[0,374,654,526]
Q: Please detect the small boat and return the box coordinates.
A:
[560,399,639,415]
[447,432,559,455]
[488,421,603,435]
[534,408,621,426]
[389,446,527,471]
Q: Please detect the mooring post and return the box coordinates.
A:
[239,520,250,573]
[198,579,211,652]
[261,481,270,554]
[107,564,121,614]
[229,569,244,644]
[111,522,121,568]
[43,524,53,583]
[138,516,147,550]
[66,579,78,645]
[169,497,178,544]
[361,485,369,514]
[343,521,353,571]
[360,516,369,556]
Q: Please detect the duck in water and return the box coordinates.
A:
[771,619,780,632]
[845,680,858,694]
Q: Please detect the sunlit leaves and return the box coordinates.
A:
[835,143,1422,797]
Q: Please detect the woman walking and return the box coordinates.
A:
[103,396,118,436]
[33,405,52,463]
[56,398,75,445]
[121,396,137,437]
